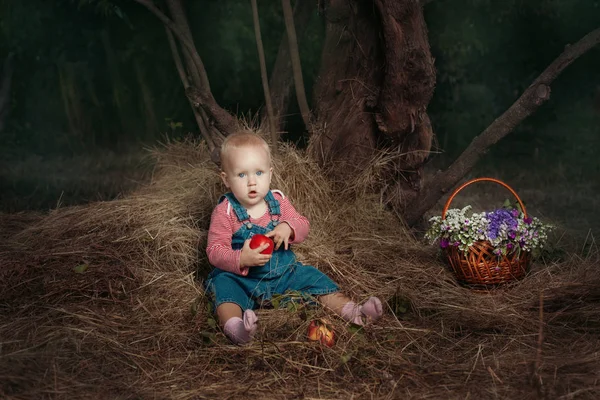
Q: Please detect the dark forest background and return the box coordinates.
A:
[1,0,599,233]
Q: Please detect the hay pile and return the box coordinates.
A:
[1,138,599,399]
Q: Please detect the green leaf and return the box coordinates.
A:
[271,297,280,309]
[347,324,364,335]
[207,317,217,329]
[73,264,89,273]
[340,351,354,364]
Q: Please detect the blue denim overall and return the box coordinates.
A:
[204,191,339,311]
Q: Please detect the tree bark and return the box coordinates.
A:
[403,27,600,227]
[265,0,315,133]
[309,0,435,197]
[251,0,278,151]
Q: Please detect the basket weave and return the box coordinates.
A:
[441,177,531,287]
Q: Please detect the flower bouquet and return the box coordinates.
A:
[425,178,554,286]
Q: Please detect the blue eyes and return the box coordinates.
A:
[237,171,263,178]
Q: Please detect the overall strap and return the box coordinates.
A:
[219,191,282,223]
[219,193,250,222]
[264,190,281,216]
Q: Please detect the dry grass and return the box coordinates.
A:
[1,137,599,399]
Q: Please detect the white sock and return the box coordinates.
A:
[223,309,258,344]
[360,296,383,321]
[341,297,383,326]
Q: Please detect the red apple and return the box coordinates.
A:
[307,318,335,347]
[249,234,274,254]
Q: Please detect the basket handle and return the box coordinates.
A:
[441,177,528,220]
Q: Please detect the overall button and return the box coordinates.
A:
[246,223,253,229]
[272,221,279,226]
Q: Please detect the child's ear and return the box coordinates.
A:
[220,171,230,187]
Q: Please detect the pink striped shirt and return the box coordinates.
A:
[206,190,309,276]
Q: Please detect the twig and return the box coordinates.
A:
[535,290,544,372]
[530,289,545,395]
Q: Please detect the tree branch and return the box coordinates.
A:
[164,25,215,152]
[133,0,210,90]
[404,27,600,227]
[165,0,207,91]
[267,0,314,132]
[186,86,239,136]
[134,0,238,137]
[251,0,278,152]
[282,0,312,130]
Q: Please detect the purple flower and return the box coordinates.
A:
[511,209,520,217]
[507,243,514,250]
[508,231,516,239]
[524,217,532,225]
[440,238,450,248]
[486,209,517,240]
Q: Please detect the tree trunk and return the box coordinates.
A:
[265,0,315,133]
[309,0,435,207]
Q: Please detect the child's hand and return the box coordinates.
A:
[265,222,293,251]
[239,239,272,268]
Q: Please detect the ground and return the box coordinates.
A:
[1,141,599,399]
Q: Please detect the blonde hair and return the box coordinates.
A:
[220,131,271,170]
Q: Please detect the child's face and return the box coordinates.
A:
[220,145,272,210]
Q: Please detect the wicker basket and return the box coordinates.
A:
[441,177,531,287]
